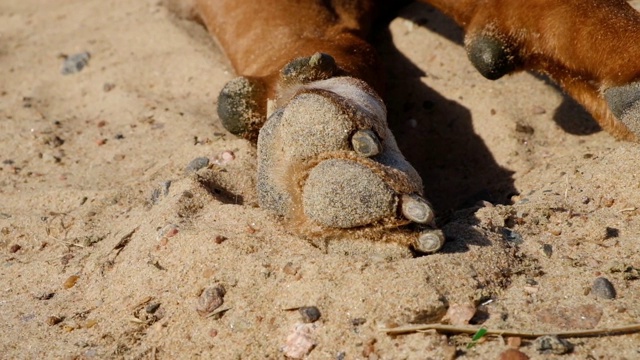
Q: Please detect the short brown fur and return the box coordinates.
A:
[190,0,640,140]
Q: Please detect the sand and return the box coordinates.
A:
[1,0,640,359]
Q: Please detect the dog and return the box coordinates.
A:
[167,0,640,253]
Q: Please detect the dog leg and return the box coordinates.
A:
[192,0,444,253]
[423,0,640,140]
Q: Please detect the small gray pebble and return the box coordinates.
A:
[542,243,553,257]
[592,277,616,299]
[150,188,161,205]
[162,180,172,195]
[145,303,161,314]
[103,82,116,92]
[299,306,321,323]
[535,335,573,355]
[185,157,209,174]
[502,228,523,244]
[61,52,91,75]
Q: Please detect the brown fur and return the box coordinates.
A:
[191,0,640,140]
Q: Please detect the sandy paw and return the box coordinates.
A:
[604,81,640,137]
[257,74,443,253]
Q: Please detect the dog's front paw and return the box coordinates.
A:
[257,73,444,253]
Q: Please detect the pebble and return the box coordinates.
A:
[9,244,21,253]
[282,323,316,359]
[196,285,226,317]
[35,292,55,300]
[157,224,179,241]
[542,244,553,257]
[506,337,522,348]
[499,349,529,360]
[63,275,79,289]
[536,304,602,329]
[592,277,616,299]
[185,157,209,174]
[212,150,235,165]
[61,52,91,75]
[145,303,161,314]
[502,228,524,244]
[47,316,64,326]
[443,303,476,326]
[299,306,321,323]
[282,262,299,276]
[535,335,573,355]
[161,181,172,195]
[103,83,116,92]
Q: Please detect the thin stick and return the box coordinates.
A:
[379,323,640,338]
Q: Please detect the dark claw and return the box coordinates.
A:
[400,194,434,224]
[413,229,445,254]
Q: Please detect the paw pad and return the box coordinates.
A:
[302,159,396,228]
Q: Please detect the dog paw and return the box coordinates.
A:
[604,81,640,137]
[256,75,444,253]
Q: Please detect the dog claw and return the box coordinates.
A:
[217,76,266,140]
[401,194,434,224]
[466,34,517,80]
[351,129,382,157]
[413,229,445,254]
[604,81,640,136]
[281,52,337,84]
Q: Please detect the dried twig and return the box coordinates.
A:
[379,323,640,338]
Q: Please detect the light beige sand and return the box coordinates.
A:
[1,1,640,359]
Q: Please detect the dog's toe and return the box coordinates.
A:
[465,34,517,80]
[604,81,640,136]
[217,76,266,140]
[281,52,337,84]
